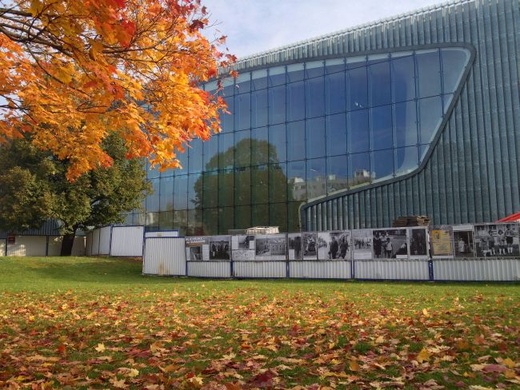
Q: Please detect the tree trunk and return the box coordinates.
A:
[60,229,77,256]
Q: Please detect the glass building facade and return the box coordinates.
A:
[127,0,520,235]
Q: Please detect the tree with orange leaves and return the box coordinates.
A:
[0,0,235,181]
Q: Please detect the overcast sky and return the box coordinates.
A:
[202,0,449,58]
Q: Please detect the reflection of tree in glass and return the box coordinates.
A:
[192,139,296,235]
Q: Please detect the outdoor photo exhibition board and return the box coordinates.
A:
[183,223,519,261]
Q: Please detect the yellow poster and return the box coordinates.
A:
[431,228,453,256]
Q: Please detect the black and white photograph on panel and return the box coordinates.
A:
[302,232,318,260]
[453,227,474,258]
[209,235,231,260]
[255,234,287,260]
[185,236,207,261]
[430,226,454,258]
[352,229,373,260]
[233,235,255,250]
[409,227,429,258]
[287,233,302,260]
[318,230,351,260]
[474,223,520,257]
[373,229,407,259]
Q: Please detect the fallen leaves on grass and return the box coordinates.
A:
[0,288,518,389]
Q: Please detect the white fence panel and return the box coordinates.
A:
[0,240,5,256]
[289,261,351,279]
[187,261,232,278]
[433,259,520,281]
[88,229,100,256]
[143,237,186,276]
[7,236,47,256]
[98,226,112,255]
[233,261,287,278]
[110,226,144,257]
[354,260,430,280]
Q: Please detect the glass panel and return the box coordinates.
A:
[287,63,304,82]
[371,105,393,151]
[269,162,288,203]
[173,210,187,233]
[158,211,174,230]
[287,121,305,161]
[369,60,391,106]
[396,146,419,175]
[348,66,368,110]
[252,203,269,226]
[147,178,160,212]
[202,171,217,209]
[236,93,250,130]
[327,155,349,192]
[394,101,418,147]
[203,137,219,170]
[220,95,234,132]
[173,175,188,210]
[235,130,251,168]
[288,160,306,201]
[373,149,394,180]
[269,85,286,125]
[441,48,470,94]
[419,96,443,144]
[350,153,372,186]
[270,203,288,232]
[252,165,269,204]
[269,124,286,162]
[287,201,301,232]
[391,54,416,103]
[348,109,369,153]
[218,133,234,170]
[188,174,200,210]
[288,81,305,122]
[219,206,234,233]
[176,148,188,171]
[187,209,203,235]
[218,169,234,207]
[326,71,346,115]
[203,208,219,235]
[417,49,441,98]
[306,76,325,118]
[188,139,203,173]
[307,158,327,198]
[159,176,173,211]
[251,89,268,128]
[236,72,251,93]
[306,117,326,159]
[251,127,269,165]
[327,113,347,156]
[146,212,159,230]
[306,60,324,78]
[269,66,286,86]
[235,167,251,206]
[325,58,345,74]
[252,69,268,90]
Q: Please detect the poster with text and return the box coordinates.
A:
[185,236,207,261]
[430,226,454,258]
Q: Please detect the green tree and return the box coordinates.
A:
[0,134,151,255]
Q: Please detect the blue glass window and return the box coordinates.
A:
[269,85,286,125]
[306,117,326,159]
[391,53,416,103]
[251,90,268,128]
[269,124,287,162]
[288,81,305,122]
[369,60,391,107]
[349,109,369,153]
[326,71,346,115]
[348,66,368,110]
[417,49,441,98]
[306,76,325,118]
[287,121,306,161]
[327,113,347,156]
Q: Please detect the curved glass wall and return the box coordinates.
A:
[137,47,471,235]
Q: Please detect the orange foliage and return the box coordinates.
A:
[0,0,235,180]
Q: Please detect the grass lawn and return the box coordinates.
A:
[0,256,519,389]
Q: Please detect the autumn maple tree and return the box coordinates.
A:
[0,0,234,180]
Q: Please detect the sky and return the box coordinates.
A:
[201,0,449,59]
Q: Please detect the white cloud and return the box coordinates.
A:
[202,0,447,58]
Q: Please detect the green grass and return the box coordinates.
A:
[0,256,519,389]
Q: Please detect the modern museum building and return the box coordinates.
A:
[126,0,520,236]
